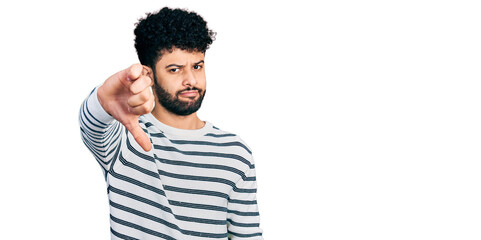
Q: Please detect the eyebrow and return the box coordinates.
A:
[165,64,183,69]
[165,60,204,69]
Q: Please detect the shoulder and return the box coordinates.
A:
[205,123,255,163]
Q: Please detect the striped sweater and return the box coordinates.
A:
[79,88,263,240]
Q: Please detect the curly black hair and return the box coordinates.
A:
[134,7,216,69]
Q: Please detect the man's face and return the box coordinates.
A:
[152,48,206,116]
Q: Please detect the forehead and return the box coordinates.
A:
[157,48,205,65]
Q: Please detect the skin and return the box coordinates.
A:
[150,48,206,130]
[97,48,207,152]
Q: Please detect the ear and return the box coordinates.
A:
[142,65,155,86]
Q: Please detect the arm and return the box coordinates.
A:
[227,166,264,240]
[79,64,155,173]
[79,87,123,173]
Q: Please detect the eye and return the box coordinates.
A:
[193,65,203,70]
[169,68,180,73]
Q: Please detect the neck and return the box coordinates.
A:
[151,105,205,130]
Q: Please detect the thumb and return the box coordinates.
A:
[124,119,152,152]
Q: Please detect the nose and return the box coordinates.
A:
[183,69,197,87]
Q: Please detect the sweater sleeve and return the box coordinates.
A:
[227,165,264,240]
[79,87,124,175]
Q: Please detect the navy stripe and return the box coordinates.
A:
[233,187,257,194]
[246,176,256,181]
[154,154,248,180]
[107,138,122,173]
[109,170,166,196]
[80,113,105,135]
[228,230,263,238]
[110,214,176,240]
[121,153,256,195]
[109,186,172,215]
[173,172,255,194]
[80,119,119,140]
[115,148,256,209]
[81,134,108,154]
[103,122,122,142]
[149,133,251,154]
[80,124,120,146]
[205,133,236,138]
[126,136,255,193]
[158,169,235,187]
[110,227,139,240]
[81,118,119,141]
[170,139,252,154]
[89,86,96,95]
[81,136,112,167]
[109,186,226,225]
[80,125,103,139]
[79,123,104,138]
[228,209,259,216]
[107,136,122,156]
[138,119,152,134]
[150,132,164,138]
[110,201,228,238]
[85,88,109,126]
[83,101,108,128]
[80,99,105,128]
[227,219,260,228]
[80,102,110,135]
[163,185,229,199]
[228,198,257,205]
[81,126,107,142]
[153,144,254,169]
[144,122,155,128]
[118,152,159,178]
[81,133,120,165]
[81,134,104,158]
[168,200,227,212]
[126,132,155,162]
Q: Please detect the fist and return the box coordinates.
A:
[97,63,154,151]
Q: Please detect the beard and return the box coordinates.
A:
[153,76,206,116]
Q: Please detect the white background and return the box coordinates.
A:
[1,0,480,239]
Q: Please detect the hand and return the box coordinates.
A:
[97,63,154,151]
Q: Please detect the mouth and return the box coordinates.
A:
[178,89,199,98]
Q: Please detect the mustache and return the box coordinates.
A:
[177,87,203,95]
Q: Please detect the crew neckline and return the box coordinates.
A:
[143,113,212,138]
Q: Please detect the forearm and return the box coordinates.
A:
[79,87,123,171]
[227,166,264,239]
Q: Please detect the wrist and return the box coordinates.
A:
[84,86,115,124]
[97,85,112,116]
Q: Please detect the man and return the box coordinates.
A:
[79,7,263,240]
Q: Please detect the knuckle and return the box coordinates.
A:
[141,76,151,86]
[127,97,135,107]
[140,90,149,101]
[131,63,142,73]
[142,103,150,112]
[131,107,142,115]
[146,100,154,112]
